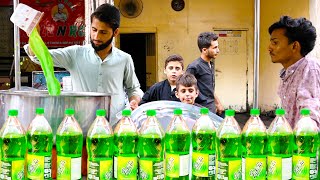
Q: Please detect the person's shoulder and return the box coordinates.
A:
[149,80,167,90]
[112,47,131,59]
[302,56,320,72]
[187,57,201,68]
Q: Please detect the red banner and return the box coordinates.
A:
[20,0,85,48]
[0,0,13,6]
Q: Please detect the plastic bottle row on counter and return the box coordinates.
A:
[0,107,319,180]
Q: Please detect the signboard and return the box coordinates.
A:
[0,0,13,6]
[20,0,85,47]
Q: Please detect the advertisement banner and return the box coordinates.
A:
[20,0,85,47]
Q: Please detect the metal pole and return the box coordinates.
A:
[253,0,260,108]
[13,0,21,90]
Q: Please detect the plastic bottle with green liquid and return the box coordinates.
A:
[113,109,138,180]
[27,108,53,179]
[0,109,26,180]
[138,109,165,180]
[216,109,242,180]
[241,109,267,180]
[165,108,190,180]
[191,107,216,180]
[266,108,293,179]
[292,108,319,179]
[56,108,83,180]
[87,109,114,180]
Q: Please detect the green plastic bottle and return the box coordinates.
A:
[138,109,165,180]
[113,109,138,180]
[241,109,267,180]
[292,109,319,179]
[27,108,53,180]
[267,108,293,179]
[0,109,26,180]
[87,109,114,180]
[191,107,216,180]
[165,108,190,180]
[56,108,83,180]
[216,109,242,180]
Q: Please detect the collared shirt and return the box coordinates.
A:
[186,57,216,113]
[278,56,320,128]
[24,44,143,126]
[139,79,180,105]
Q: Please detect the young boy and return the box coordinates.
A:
[175,73,201,107]
[139,54,184,105]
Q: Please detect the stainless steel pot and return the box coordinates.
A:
[0,90,111,138]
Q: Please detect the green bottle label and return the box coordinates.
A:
[139,159,164,180]
[217,159,242,180]
[114,156,138,180]
[192,152,215,177]
[1,160,25,179]
[267,156,292,179]
[242,157,266,180]
[165,153,189,178]
[293,155,317,179]
[88,159,113,180]
[57,156,81,180]
[27,154,52,179]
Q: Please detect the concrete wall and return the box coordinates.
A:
[114,0,311,112]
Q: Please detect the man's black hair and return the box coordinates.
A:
[197,32,219,52]
[91,3,120,31]
[268,16,316,56]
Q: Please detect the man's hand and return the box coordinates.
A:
[214,93,224,115]
[216,103,224,115]
[129,100,139,110]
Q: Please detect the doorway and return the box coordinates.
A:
[213,30,248,112]
[119,33,156,92]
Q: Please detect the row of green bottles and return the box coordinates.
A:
[0,108,84,180]
[27,108,53,180]
[242,109,267,180]
[138,109,165,180]
[0,109,26,180]
[192,107,216,180]
[86,109,114,180]
[292,109,319,179]
[165,108,190,180]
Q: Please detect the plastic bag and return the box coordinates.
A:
[29,29,61,96]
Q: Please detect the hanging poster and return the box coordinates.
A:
[20,0,85,47]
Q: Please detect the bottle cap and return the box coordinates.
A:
[250,108,260,115]
[146,109,156,116]
[275,108,285,115]
[174,108,182,115]
[300,108,310,116]
[65,108,75,115]
[8,109,18,116]
[96,109,106,116]
[122,109,131,116]
[225,109,235,116]
[36,108,44,115]
[200,108,209,115]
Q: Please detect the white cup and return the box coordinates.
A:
[62,76,72,91]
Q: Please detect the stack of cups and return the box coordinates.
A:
[62,76,72,91]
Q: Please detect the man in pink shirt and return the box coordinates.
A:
[268,16,320,128]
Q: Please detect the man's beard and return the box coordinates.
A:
[91,36,113,52]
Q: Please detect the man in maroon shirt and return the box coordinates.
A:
[268,16,320,128]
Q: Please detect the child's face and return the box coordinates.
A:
[175,85,199,105]
[164,61,183,84]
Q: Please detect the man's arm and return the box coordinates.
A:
[123,55,144,110]
[214,93,224,115]
[129,95,141,110]
[297,68,320,128]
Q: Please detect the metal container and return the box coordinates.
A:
[0,90,111,138]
